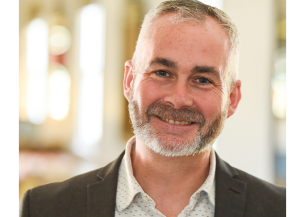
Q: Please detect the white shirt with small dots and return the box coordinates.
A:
[115,137,216,217]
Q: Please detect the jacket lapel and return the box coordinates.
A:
[87,151,125,217]
[214,152,247,217]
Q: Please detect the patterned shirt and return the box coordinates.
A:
[115,137,216,217]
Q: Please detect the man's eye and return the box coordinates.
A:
[155,70,169,77]
[196,77,211,84]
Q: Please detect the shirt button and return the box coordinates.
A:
[142,196,149,202]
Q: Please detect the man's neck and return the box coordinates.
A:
[131,138,211,217]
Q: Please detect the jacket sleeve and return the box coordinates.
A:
[19,190,30,217]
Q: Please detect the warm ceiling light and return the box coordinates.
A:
[49,25,71,55]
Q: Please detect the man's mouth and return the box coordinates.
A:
[156,116,194,125]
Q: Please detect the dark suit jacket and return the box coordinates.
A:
[20,151,286,217]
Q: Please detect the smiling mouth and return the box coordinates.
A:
[157,116,195,125]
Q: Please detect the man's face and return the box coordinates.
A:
[124,14,241,156]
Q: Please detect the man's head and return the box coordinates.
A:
[123,0,242,157]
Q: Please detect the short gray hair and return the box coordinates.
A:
[132,0,240,87]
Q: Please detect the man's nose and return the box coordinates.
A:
[163,82,194,109]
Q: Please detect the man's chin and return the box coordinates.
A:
[153,134,193,146]
[140,133,208,157]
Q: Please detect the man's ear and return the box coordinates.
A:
[227,80,242,118]
[123,60,134,101]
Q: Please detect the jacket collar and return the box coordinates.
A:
[214,152,247,217]
[86,151,247,217]
[87,151,125,217]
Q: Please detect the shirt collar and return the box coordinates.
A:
[116,137,144,212]
[192,147,216,206]
[115,136,216,212]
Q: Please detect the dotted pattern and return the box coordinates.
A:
[115,137,216,217]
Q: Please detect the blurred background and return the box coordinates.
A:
[19,0,286,202]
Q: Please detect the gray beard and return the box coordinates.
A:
[128,99,227,157]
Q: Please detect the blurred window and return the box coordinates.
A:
[26,18,48,125]
[72,4,106,159]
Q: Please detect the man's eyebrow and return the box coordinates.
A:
[192,65,220,78]
[149,58,220,78]
[149,57,177,69]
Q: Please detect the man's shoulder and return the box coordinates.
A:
[235,167,285,216]
[234,166,285,196]
[20,152,125,217]
[216,153,285,197]
[20,168,102,217]
[28,151,125,196]
[215,154,285,216]
[30,167,102,196]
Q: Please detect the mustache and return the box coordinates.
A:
[146,102,206,125]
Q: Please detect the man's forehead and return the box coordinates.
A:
[141,13,230,56]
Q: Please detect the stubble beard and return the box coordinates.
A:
[128,93,228,157]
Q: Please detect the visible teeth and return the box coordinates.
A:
[158,116,192,125]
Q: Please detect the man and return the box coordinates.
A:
[20,0,285,217]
